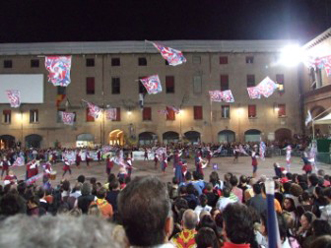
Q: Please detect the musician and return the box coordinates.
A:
[0,156,11,179]
[43,161,53,178]
[26,159,39,180]
[62,157,72,178]
[251,148,259,178]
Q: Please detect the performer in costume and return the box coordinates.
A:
[0,156,11,179]
[154,152,158,169]
[76,149,81,168]
[160,152,168,173]
[3,170,17,185]
[26,159,39,180]
[195,151,204,175]
[106,155,114,175]
[233,145,240,163]
[62,156,72,178]
[206,147,212,167]
[126,154,133,178]
[285,145,292,172]
[251,148,259,178]
[42,161,53,179]
[174,160,184,183]
[86,150,91,167]
[309,141,318,172]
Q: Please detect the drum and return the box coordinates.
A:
[49,171,57,180]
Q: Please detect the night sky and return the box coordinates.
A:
[0,0,330,44]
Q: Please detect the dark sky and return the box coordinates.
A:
[0,0,330,44]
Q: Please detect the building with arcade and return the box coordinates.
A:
[0,40,302,148]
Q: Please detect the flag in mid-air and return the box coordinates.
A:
[256,77,278,98]
[6,90,21,108]
[12,157,24,167]
[314,55,331,77]
[105,108,117,120]
[140,75,162,94]
[157,109,169,115]
[305,110,312,126]
[60,111,75,125]
[259,140,266,160]
[84,100,102,119]
[209,90,235,102]
[247,87,262,99]
[152,42,187,66]
[45,56,72,87]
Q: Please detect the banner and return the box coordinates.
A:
[6,90,21,108]
[140,75,162,94]
[45,56,72,87]
[209,90,235,102]
[152,42,187,66]
[83,100,102,119]
[256,77,278,98]
[60,111,75,125]
[247,87,261,99]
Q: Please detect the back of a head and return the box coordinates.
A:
[96,187,106,199]
[81,182,92,196]
[118,176,171,247]
[75,182,83,191]
[309,235,331,248]
[222,203,255,245]
[0,215,123,248]
[77,175,85,184]
[240,175,247,184]
[222,187,231,198]
[252,183,261,195]
[185,171,192,181]
[229,175,238,187]
[182,209,198,230]
[0,193,21,216]
[195,227,219,248]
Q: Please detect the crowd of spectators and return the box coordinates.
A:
[0,159,331,247]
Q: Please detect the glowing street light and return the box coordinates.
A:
[279,44,305,67]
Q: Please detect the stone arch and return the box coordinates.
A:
[163,131,179,144]
[25,134,42,148]
[0,135,15,149]
[184,131,201,144]
[244,129,261,142]
[275,128,292,145]
[139,132,157,146]
[218,130,235,143]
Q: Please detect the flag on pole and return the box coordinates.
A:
[26,173,44,185]
[5,90,21,108]
[83,100,102,119]
[151,42,187,66]
[305,110,312,126]
[209,90,235,102]
[105,108,117,120]
[314,55,331,77]
[140,75,163,94]
[60,111,75,125]
[45,56,72,87]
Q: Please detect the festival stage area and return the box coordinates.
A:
[12,156,331,186]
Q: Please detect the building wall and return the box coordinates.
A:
[0,41,302,148]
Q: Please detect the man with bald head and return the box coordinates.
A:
[171,209,198,248]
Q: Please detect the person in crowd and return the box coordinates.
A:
[90,186,113,219]
[216,187,235,211]
[194,194,212,221]
[222,203,257,247]
[297,211,316,245]
[195,227,219,248]
[230,175,243,203]
[247,183,267,217]
[171,209,198,248]
[106,154,114,176]
[76,182,96,214]
[118,176,173,247]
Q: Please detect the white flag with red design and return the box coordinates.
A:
[60,111,75,125]
[105,108,117,120]
[12,157,25,167]
[167,106,180,114]
[151,42,187,66]
[6,90,21,108]
[209,90,235,102]
[84,100,102,119]
[140,75,163,94]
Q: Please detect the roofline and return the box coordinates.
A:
[0,40,296,56]
[302,27,331,50]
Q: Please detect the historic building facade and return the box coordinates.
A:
[302,28,331,137]
[0,40,301,148]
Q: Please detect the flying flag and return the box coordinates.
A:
[247,87,261,99]
[26,173,44,185]
[305,110,313,126]
[256,77,278,98]
[105,108,117,120]
[151,41,187,66]
[45,56,72,87]
[209,90,223,102]
[209,90,235,102]
[12,157,25,168]
[6,90,21,108]
[83,100,102,119]
[158,109,168,115]
[60,111,75,125]
[140,75,163,94]
[315,55,331,77]
[167,106,180,114]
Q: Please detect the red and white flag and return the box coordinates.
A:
[167,106,180,114]
[83,100,102,119]
[247,87,261,99]
[158,109,168,115]
[151,42,187,66]
[6,90,21,108]
[12,157,25,167]
[140,75,163,94]
[209,90,235,102]
[60,111,75,125]
[256,77,278,98]
[45,56,72,87]
[105,108,117,120]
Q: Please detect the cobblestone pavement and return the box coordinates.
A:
[10,155,331,187]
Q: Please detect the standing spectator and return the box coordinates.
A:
[90,187,113,220]
[118,176,173,247]
[216,187,235,211]
[230,175,243,203]
[321,188,331,225]
[171,209,198,248]
[76,182,96,214]
[247,183,267,217]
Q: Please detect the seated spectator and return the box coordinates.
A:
[171,209,198,248]
[118,176,173,247]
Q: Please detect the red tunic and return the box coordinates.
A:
[27,161,39,178]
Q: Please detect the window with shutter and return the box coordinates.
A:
[86,77,95,94]
[166,76,175,93]
[248,105,256,118]
[220,75,229,91]
[194,106,203,120]
[143,107,152,121]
